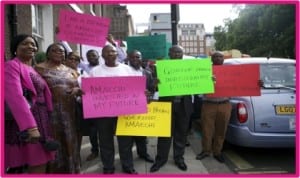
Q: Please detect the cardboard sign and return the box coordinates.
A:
[207,64,261,97]
[126,35,167,59]
[81,76,147,118]
[156,59,214,96]
[116,102,171,137]
[58,9,110,47]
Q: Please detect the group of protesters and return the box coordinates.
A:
[4,32,233,174]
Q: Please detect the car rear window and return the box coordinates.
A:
[260,63,295,88]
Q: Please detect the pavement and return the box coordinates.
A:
[80,129,233,175]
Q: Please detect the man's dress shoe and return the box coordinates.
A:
[175,161,187,171]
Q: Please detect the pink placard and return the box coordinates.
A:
[207,64,261,97]
[57,9,110,47]
[81,76,147,118]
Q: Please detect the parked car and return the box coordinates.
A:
[224,57,296,148]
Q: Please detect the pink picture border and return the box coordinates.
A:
[0,0,299,178]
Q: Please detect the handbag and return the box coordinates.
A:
[5,88,60,151]
[5,88,32,121]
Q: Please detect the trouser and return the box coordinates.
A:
[97,117,117,171]
[173,101,190,161]
[89,120,99,154]
[133,136,148,157]
[117,136,134,170]
[188,96,203,131]
[155,101,190,164]
[117,136,149,169]
[200,102,232,155]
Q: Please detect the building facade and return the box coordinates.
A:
[149,13,172,43]
[177,23,206,57]
[147,13,212,57]
[102,4,134,41]
[205,33,216,56]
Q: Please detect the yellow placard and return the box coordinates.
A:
[116,102,171,137]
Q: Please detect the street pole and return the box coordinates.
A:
[171,4,179,45]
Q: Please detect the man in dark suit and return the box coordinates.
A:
[127,50,155,163]
[150,45,194,172]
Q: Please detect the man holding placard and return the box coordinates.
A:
[150,45,193,172]
[126,49,155,163]
[195,51,231,163]
[89,44,137,174]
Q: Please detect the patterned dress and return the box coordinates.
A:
[5,65,55,169]
[35,65,81,173]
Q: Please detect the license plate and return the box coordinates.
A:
[289,118,295,130]
[275,105,295,115]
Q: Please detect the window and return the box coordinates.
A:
[90,4,96,15]
[261,64,295,87]
[114,8,121,17]
[182,30,188,36]
[31,5,43,49]
[190,30,196,35]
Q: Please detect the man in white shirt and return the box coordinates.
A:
[89,44,137,174]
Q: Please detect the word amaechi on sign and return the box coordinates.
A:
[116,102,171,137]
[81,76,147,118]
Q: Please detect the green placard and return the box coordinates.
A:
[156,59,214,96]
[165,42,172,59]
[126,35,167,60]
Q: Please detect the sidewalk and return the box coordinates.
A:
[80,130,233,175]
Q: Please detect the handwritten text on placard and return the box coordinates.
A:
[116,102,171,137]
[81,76,147,118]
[207,64,260,97]
[156,59,214,96]
[58,9,110,47]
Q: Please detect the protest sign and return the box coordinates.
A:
[156,59,214,96]
[207,64,260,97]
[58,9,110,47]
[81,76,147,118]
[116,102,171,137]
[126,35,167,59]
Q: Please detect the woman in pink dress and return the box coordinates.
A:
[5,34,55,173]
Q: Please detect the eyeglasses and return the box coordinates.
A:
[67,57,80,62]
[51,48,65,54]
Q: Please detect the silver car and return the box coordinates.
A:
[224,57,296,148]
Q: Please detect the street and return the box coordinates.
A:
[80,129,296,175]
[80,131,232,174]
